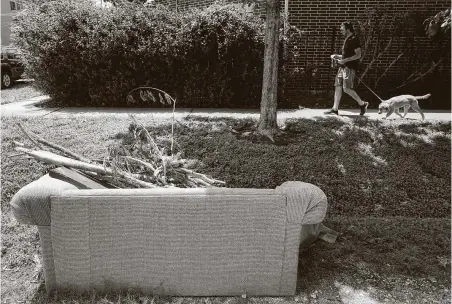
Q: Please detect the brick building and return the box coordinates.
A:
[278,0,451,107]
[155,0,450,108]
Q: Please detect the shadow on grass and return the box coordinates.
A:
[338,114,370,119]
[297,217,451,295]
[9,82,30,90]
[121,115,450,218]
[0,80,37,93]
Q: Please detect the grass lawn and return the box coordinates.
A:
[1,81,42,105]
[1,115,450,303]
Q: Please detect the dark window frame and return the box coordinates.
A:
[10,1,22,11]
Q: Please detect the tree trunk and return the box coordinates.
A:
[258,0,280,139]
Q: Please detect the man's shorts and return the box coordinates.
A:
[335,67,355,89]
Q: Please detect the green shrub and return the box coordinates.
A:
[12,0,269,108]
[177,4,266,108]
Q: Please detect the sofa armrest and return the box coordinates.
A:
[10,168,110,226]
[9,170,107,293]
[276,181,328,294]
[275,181,328,225]
[9,174,79,226]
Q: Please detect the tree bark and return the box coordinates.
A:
[258,0,280,139]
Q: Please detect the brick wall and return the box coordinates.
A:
[282,0,451,107]
[154,0,451,108]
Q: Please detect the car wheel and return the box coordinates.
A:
[1,71,12,89]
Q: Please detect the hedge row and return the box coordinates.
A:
[13,0,275,108]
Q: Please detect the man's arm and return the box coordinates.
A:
[338,47,361,64]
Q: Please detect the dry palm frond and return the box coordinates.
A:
[126,87,177,154]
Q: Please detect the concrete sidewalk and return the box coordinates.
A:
[1,95,451,121]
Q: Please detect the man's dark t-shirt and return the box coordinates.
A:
[341,34,361,70]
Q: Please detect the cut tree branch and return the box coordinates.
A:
[15,147,158,188]
[32,131,92,163]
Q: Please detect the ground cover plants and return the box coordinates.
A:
[1,115,450,303]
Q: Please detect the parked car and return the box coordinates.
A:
[1,47,25,89]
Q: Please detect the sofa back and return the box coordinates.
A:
[51,188,296,296]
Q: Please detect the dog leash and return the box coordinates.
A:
[355,75,384,103]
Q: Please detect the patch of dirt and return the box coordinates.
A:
[295,265,451,303]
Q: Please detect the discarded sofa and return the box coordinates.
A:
[10,173,328,296]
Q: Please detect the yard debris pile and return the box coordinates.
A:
[13,117,226,189]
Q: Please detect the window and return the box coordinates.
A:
[10,1,22,11]
[7,53,18,59]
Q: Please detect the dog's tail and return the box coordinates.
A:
[415,93,431,100]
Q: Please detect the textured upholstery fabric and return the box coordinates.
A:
[51,194,289,295]
[274,181,328,250]
[10,180,329,296]
[37,226,56,291]
[275,181,328,225]
[9,174,78,226]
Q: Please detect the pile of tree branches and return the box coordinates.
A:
[13,117,225,189]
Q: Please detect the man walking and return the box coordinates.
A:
[325,21,368,115]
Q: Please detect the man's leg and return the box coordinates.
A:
[333,85,342,111]
[343,88,365,106]
[342,68,365,106]
[344,87,368,115]
[342,68,369,115]
[325,69,343,114]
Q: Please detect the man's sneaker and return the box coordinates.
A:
[324,108,339,115]
[360,102,369,116]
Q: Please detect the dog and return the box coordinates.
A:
[378,94,431,120]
